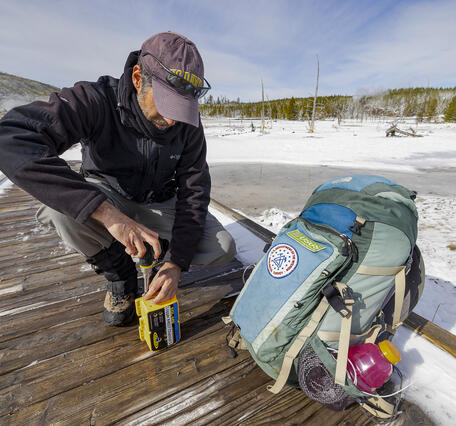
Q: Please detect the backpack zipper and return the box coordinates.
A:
[299,217,355,284]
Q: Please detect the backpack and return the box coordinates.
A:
[225,175,425,419]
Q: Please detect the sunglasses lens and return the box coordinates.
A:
[167,74,191,90]
[142,52,210,99]
[197,88,208,98]
[166,74,200,97]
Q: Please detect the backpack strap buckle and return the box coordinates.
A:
[322,282,354,318]
[349,216,367,235]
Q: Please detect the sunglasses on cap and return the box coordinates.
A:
[140,51,211,99]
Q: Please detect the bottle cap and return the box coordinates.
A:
[378,340,401,364]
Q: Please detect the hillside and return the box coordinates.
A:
[0,72,59,117]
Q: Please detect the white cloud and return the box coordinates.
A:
[324,0,456,91]
[0,1,149,87]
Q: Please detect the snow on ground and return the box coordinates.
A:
[205,118,456,173]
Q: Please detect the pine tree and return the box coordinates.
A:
[426,97,438,121]
[286,97,297,120]
[444,96,456,122]
[271,103,278,120]
[403,100,418,117]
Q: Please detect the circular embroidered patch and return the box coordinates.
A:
[267,244,298,278]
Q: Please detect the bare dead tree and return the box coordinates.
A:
[310,55,320,133]
[266,95,273,128]
[261,78,265,133]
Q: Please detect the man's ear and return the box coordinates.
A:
[132,64,143,93]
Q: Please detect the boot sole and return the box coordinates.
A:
[104,303,137,327]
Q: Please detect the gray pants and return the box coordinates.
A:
[36,179,236,267]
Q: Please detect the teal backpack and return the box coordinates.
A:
[225,175,425,419]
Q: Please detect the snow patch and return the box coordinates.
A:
[256,208,297,234]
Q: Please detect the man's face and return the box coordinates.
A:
[132,64,176,130]
[137,86,176,130]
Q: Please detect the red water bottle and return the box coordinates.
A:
[347,340,401,393]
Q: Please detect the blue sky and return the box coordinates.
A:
[1,0,455,101]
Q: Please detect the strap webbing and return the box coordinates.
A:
[360,396,397,419]
[364,324,382,344]
[267,298,329,394]
[221,316,232,325]
[228,329,247,350]
[355,216,367,225]
[356,265,407,329]
[356,265,403,275]
[392,267,406,329]
[334,302,353,386]
[317,324,382,346]
[238,336,247,350]
[228,329,241,348]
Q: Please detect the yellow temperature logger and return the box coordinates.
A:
[135,241,181,351]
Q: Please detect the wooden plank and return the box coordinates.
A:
[0,230,56,249]
[0,274,103,313]
[0,312,122,375]
[0,259,240,304]
[0,218,39,233]
[0,285,228,377]
[89,353,368,426]
[0,293,237,417]
[0,232,62,258]
[0,196,39,208]
[231,389,368,426]
[0,253,82,283]
[181,259,243,287]
[210,198,275,244]
[0,257,243,341]
[115,358,268,425]
[404,312,456,357]
[0,208,41,222]
[2,320,245,424]
[0,267,243,344]
[0,289,105,343]
[0,266,241,373]
[0,261,93,298]
[0,225,51,242]
[0,236,64,262]
[0,260,241,310]
[0,201,40,214]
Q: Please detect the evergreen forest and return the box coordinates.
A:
[199,88,456,123]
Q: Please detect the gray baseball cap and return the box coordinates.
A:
[140,32,204,127]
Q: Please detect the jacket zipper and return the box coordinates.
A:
[141,138,150,200]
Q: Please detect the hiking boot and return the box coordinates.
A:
[103,291,136,326]
[85,240,139,326]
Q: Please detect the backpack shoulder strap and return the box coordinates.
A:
[268,297,330,394]
[357,265,406,329]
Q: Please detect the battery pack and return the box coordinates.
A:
[135,295,181,351]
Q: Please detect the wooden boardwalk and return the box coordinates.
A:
[0,183,372,425]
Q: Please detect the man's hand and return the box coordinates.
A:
[91,201,161,259]
[143,262,181,303]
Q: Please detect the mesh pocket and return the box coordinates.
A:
[298,346,355,411]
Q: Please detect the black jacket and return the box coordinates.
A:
[0,51,211,270]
